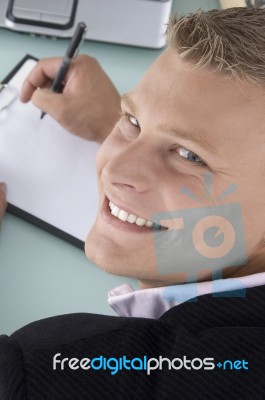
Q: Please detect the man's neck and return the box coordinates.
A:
[138,249,265,290]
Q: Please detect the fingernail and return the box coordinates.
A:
[0,183,7,195]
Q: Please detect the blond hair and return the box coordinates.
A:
[166,7,265,84]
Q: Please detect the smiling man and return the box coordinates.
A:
[1,7,265,400]
[3,6,265,293]
[86,44,265,289]
[15,6,265,314]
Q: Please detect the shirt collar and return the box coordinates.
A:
[108,271,265,319]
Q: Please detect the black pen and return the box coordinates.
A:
[40,22,87,119]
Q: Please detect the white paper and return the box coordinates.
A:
[0,59,99,243]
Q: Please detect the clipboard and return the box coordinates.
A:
[0,55,99,249]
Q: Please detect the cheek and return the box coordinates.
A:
[96,143,107,177]
[96,136,115,177]
[157,174,208,214]
[96,127,125,176]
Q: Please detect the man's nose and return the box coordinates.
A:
[102,139,157,193]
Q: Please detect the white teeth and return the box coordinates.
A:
[111,205,119,217]
[127,214,137,223]
[145,220,153,228]
[118,210,128,221]
[108,199,155,229]
[135,217,146,226]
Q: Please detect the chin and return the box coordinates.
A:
[85,224,190,285]
[85,229,151,280]
[85,228,133,277]
[85,234,191,289]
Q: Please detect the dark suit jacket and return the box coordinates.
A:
[0,284,264,400]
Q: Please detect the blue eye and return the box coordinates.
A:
[177,147,205,166]
[128,115,140,128]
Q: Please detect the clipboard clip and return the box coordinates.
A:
[0,83,18,113]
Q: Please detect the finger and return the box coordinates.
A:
[20,57,63,103]
[32,88,68,122]
[0,183,7,220]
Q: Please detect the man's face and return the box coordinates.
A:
[85,48,265,288]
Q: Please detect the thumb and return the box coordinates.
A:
[32,88,67,121]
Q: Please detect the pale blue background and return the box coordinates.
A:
[0,0,219,335]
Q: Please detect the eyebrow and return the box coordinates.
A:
[121,93,217,155]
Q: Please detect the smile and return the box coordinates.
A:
[108,200,166,230]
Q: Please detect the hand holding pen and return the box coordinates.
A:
[20,30,121,143]
[40,22,87,119]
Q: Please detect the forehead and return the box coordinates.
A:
[127,49,265,155]
[133,48,263,113]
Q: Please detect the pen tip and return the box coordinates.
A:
[40,112,45,119]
